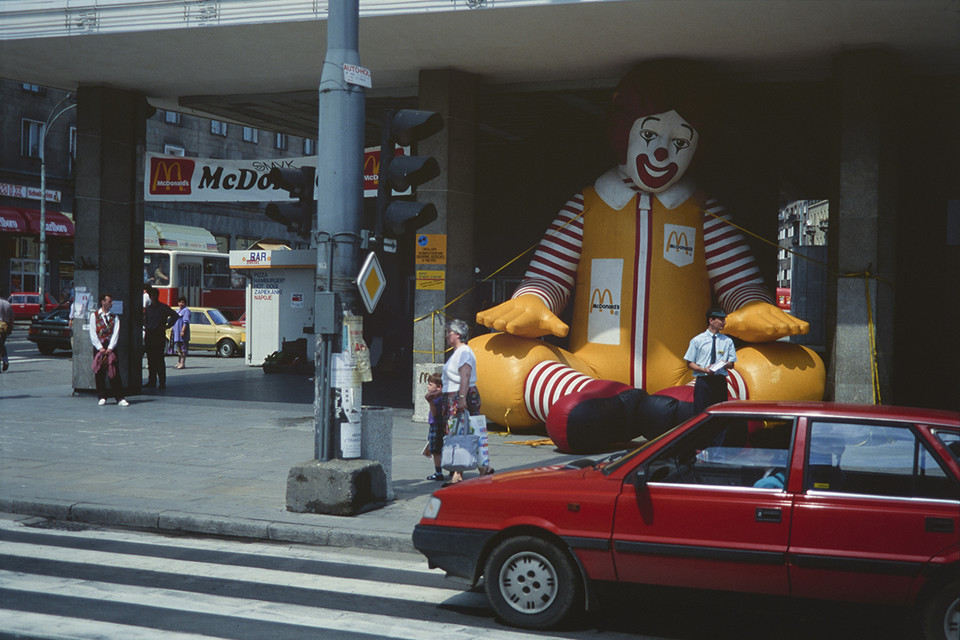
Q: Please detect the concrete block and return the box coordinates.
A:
[286,459,386,516]
[412,363,442,423]
[362,406,394,500]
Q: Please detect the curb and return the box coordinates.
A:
[0,499,416,553]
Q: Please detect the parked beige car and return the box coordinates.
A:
[167,306,246,357]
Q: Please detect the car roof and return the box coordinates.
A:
[706,400,959,427]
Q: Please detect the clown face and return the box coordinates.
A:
[623,110,698,193]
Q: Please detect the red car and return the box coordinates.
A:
[8,291,59,321]
[413,401,960,639]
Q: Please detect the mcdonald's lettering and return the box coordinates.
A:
[590,288,619,315]
[197,166,275,191]
[149,157,195,195]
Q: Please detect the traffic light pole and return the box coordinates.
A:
[314,0,365,462]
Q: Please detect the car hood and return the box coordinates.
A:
[426,462,621,534]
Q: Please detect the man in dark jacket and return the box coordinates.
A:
[142,287,179,389]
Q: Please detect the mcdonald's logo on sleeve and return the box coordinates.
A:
[149,157,195,195]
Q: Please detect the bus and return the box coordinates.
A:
[143,222,245,319]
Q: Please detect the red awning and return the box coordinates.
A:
[0,206,28,233]
[17,208,75,237]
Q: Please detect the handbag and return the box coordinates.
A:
[441,413,480,472]
[441,433,480,472]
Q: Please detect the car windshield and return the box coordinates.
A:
[208,309,229,325]
[600,425,684,475]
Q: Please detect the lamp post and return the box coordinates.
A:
[39,93,76,312]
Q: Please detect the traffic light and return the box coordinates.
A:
[264,165,316,239]
[375,109,444,242]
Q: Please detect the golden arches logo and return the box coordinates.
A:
[590,288,619,314]
[667,230,693,254]
[150,157,194,195]
[363,153,380,176]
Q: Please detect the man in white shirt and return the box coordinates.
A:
[684,308,737,412]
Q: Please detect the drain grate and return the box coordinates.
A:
[22,518,96,532]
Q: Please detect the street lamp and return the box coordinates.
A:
[39,93,77,312]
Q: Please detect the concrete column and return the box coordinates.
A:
[828,49,899,403]
[411,69,479,403]
[71,86,153,395]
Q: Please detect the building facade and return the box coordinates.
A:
[1,78,313,301]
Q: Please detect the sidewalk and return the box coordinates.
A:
[0,352,571,553]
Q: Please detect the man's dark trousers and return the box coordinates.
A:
[144,329,167,387]
[693,374,728,413]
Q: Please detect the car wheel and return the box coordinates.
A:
[38,344,55,355]
[217,339,237,358]
[483,535,582,630]
[921,578,960,640]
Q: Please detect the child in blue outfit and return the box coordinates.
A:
[424,373,446,480]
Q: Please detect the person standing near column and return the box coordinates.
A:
[0,289,13,372]
[89,293,129,406]
[684,308,736,413]
[142,287,178,389]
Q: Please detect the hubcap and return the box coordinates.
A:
[498,550,558,615]
[945,594,960,639]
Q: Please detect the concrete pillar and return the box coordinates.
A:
[71,86,153,395]
[828,49,899,403]
[412,69,479,395]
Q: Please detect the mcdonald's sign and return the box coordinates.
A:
[149,157,195,196]
[590,288,619,315]
[664,223,695,267]
[363,146,409,197]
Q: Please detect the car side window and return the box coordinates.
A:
[191,312,209,325]
[806,421,958,500]
[645,417,793,489]
[932,429,960,465]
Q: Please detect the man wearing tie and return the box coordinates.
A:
[684,308,737,412]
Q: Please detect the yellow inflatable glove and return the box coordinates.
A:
[476,294,569,339]
[724,300,810,343]
[735,343,826,401]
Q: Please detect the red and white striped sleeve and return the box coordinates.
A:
[703,198,774,311]
[512,193,586,314]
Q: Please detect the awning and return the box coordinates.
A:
[16,208,75,237]
[144,221,219,252]
[0,207,27,233]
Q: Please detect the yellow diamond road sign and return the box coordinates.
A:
[357,251,386,313]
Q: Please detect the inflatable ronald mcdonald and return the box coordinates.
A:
[472,63,825,453]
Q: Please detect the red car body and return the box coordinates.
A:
[413,401,960,638]
[8,292,59,321]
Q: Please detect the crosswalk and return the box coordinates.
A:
[0,519,578,640]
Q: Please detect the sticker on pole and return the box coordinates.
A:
[357,251,386,313]
[343,64,372,88]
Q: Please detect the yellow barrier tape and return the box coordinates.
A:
[506,438,555,447]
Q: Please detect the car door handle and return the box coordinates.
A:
[925,517,954,533]
[755,507,782,523]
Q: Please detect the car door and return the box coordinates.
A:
[189,310,213,349]
[611,415,795,595]
[789,418,960,605]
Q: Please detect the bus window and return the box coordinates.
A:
[144,254,171,286]
[202,256,233,289]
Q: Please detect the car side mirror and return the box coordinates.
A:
[630,468,649,493]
